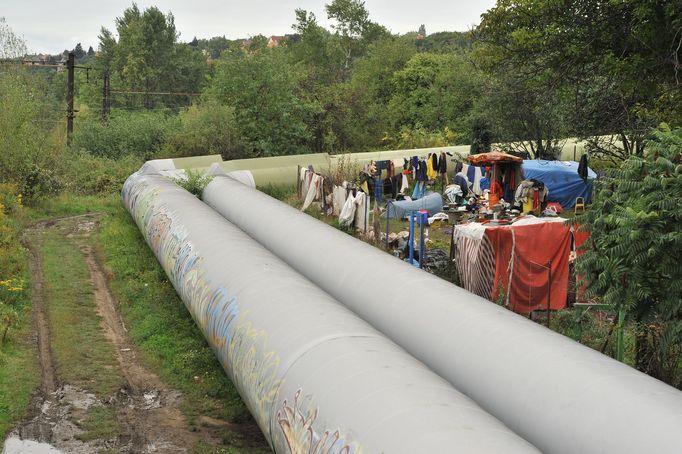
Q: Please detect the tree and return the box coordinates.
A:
[387,52,482,143]
[473,0,682,161]
[98,4,206,108]
[0,17,27,59]
[325,0,386,71]
[470,117,492,154]
[575,126,682,386]
[206,48,319,156]
[417,24,426,37]
[0,20,62,199]
[87,46,95,56]
[74,42,85,60]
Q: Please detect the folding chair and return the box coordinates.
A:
[574,197,585,214]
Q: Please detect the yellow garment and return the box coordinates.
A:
[360,181,369,194]
[426,154,438,180]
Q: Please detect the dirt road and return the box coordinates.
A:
[6,214,249,453]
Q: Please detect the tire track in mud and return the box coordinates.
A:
[6,214,227,453]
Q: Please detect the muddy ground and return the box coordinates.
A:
[5,214,266,453]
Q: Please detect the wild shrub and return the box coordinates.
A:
[172,169,213,197]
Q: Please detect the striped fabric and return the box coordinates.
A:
[453,230,496,299]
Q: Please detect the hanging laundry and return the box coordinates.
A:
[412,181,426,200]
[400,173,409,194]
[426,154,438,180]
[332,185,347,216]
[339,192,358,227]
[472,166,483,195]
[301,174,323,211]
[354,192,369,233]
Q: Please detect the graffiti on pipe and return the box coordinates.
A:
[122,175,359,453]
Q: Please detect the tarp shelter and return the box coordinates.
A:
[453,217,576,315]
[522,160,596,209]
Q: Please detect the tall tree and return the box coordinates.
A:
[98,4,205,108]
[325,0,387,72]
[73,42,85,60]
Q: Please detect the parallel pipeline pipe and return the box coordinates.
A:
[203,174,682,454]
[122,170,539,453]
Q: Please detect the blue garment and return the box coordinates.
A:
[480,177,490,191]
[453,174,469,196]
[411,181,426,200]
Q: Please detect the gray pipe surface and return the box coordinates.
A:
[204,174,682,454]
[123,170,539,453]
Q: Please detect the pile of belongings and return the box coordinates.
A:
[514,179,549,212]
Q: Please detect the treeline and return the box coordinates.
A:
[2,0,681,199]
[64,2,482,161]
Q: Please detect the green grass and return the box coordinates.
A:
[0,311,40,441]
[75,405,122,442]
[41,228,123,397]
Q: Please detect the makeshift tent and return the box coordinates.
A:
[468,151,523,205]
[522,160,596,209]
[383,192,443,219]
[453,217,575,315]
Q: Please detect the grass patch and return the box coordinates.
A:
[41,228,123,397]
[257,184,296,201]
[0,312,40,441]
[76,405,122,442]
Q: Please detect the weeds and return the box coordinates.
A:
[173,170,214,198]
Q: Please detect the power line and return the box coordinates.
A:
[110,89,200,96]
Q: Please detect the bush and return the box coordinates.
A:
[73,111,178,159]
[163,103,246,160]
[61,151,143,196]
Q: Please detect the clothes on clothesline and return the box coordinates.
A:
[301,173,324,211]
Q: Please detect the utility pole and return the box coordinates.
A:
[102,70,110,121]
[66,52,75,146]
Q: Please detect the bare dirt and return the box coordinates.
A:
[6,214,238,453]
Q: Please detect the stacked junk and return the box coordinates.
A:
[124,159,682,454]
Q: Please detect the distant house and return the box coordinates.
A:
[267,36,285,48]
[23,53,51,64]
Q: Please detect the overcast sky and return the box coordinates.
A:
[2,0,495,54]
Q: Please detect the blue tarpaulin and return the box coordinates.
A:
[522,160,596,209]
[383,192,443,219]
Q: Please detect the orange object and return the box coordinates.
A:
[468,151,522,165]
[487,222,572,314]
[489,181,503,206]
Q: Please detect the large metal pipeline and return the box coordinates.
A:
[203,174,682,454]
[122,170,540,453]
